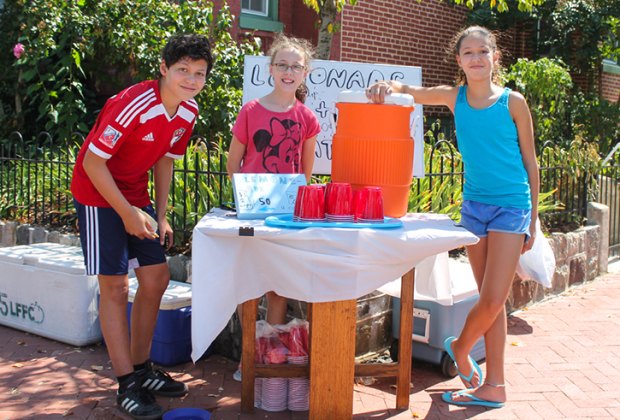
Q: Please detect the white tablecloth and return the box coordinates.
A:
[191,209,478,361]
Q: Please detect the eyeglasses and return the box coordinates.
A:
[272,63,306,74]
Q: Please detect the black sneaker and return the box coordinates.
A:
[116,386,163,420]
[138,360,189,397]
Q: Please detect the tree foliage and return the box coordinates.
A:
[504,57,620,156]
[504,58,573,146]
[537,0,620,84]
[0,0,259,144]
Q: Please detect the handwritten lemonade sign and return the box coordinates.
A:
[232,173,307,219]
[242,56,424,176]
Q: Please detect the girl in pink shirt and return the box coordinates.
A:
[227,35,319,381]
[227,34,319,183]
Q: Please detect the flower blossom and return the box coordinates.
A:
[13,43,25,59]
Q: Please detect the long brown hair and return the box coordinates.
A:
[449,26,502,86]
[267,33,314,103]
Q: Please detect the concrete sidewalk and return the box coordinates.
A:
[1,266,619,419]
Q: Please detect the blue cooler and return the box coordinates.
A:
[127,278,192,366]
[390,253,485,377]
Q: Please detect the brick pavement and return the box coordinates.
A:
[1,266,619,420]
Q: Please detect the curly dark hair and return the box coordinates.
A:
[162,34,214,78]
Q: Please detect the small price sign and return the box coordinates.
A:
[232,173,307,220]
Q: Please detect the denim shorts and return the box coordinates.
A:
[74,199,166,276]
[459,200,531,241]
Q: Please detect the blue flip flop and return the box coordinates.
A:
[442,389,505,408]
[443,336,483,388]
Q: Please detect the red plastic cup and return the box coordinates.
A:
[356,186,384,222]
[298,184,325,221]
[293,185,307,221]
[325,182,353,221]
[352,189,365,221]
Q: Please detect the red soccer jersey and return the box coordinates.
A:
[71,80,197,207]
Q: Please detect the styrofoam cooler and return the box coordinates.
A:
[0,243,102,346]
[390,253,485,376]
[127,278,193,366]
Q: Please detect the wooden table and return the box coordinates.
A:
[240,269,415,418]
[190,210,478,416]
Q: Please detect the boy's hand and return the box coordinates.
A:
[157,217,174,249]
[124,206,159,240]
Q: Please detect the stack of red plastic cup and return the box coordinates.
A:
[325,182,354,222]
[354,186,384,223]
[253,337,268,409]
[261,341,289,412]
[294,184,326,222]
[286,324,309,411]
[292,186,305,222]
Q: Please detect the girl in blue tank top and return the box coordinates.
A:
[367,26,539,409]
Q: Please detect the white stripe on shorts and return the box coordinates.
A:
[85,205,100,275]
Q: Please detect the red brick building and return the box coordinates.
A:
[220,0,618,103]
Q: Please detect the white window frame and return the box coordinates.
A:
[241,0,269,17]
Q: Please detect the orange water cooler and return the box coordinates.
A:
[331,91,415,217]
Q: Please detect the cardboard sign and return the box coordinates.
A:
[242,56,424,176]
[232,173,307,219]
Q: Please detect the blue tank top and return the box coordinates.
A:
[455,86,531,209]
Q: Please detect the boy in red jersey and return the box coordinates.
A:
[71,34,212,419]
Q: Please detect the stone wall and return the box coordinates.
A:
[0,221,193,282]
[507,202,609,312]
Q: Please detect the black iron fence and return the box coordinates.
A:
[1,131,618,257]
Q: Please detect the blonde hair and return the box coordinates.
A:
[450,26,502,85]
[268,33,315,103]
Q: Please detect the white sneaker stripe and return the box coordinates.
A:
[144,378,164,391]
[153,379,164,390]
[121,397,138,412]
[126,401,138,412]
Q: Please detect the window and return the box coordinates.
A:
[240,0,283,32]
[242,0,268,17]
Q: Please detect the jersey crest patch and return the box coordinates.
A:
[99,125,122,149]
[170,128,186,147]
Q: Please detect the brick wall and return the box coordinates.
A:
[335,1,538,84]
[336,0,467,89]
[290,1,319,45]
[215,0,318,54]
[601,71,620,103]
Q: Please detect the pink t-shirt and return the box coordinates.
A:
[232,99,320,174]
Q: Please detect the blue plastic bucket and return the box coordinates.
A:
[162,408,211,420]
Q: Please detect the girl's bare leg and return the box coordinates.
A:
[450,231,523,401]
[266,291,288,325]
